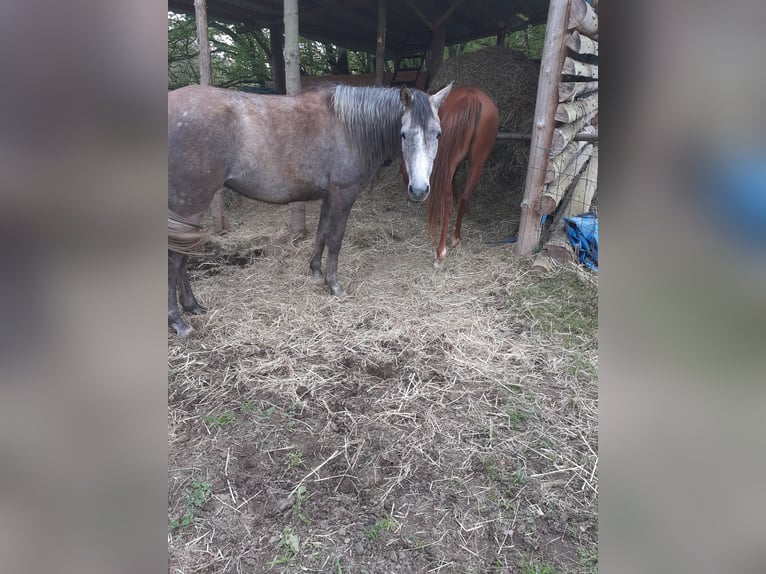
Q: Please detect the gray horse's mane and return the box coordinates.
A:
[331,85,432,167]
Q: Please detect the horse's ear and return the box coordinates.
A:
[429,82,453,109]
[400,86,413,107]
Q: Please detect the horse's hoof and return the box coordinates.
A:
[327,283,346,298]
[171,322,194,339]
[433,259,445,270]
[450,237,461,249]
[183,303,207,315]
[310,268,322,278]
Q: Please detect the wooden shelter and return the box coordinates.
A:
[168,0,599,258]
[168,0,550,72]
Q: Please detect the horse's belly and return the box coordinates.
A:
[225,176,327,204]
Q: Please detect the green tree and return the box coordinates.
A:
[169,11,386,90]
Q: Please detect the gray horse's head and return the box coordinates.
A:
[400,83,452,202]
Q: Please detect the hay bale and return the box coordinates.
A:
[431,47,539,232]
[432,47,538,133]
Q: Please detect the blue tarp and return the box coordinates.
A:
[701,151,766,252]
[564,213,598,272]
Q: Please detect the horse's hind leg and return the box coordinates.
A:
[309,199,330,277]
[434,182,453,269]
[451,161,484,249]
[168,251,193,338]
[177,255,206,315]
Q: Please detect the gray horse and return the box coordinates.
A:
[168,82,452,337]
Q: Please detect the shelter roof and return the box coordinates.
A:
[168,0,549,56]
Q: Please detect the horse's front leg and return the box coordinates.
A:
[309,199,330,277]
[177,255,206,315]
[168,251,193,338]
[434,179,454,269]
[322,200,354,297]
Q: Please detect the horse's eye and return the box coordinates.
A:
[436,132,441,140]
[401,133,406,140]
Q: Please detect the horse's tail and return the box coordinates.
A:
[426,95,482,242]
[168,210,209,255]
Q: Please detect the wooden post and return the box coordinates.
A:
[375,0,387,86]
[428,24,446,85]
[270,23,286,94]
[516,0,571,256]
[194,0,212,86]
[194,0,226,233]
[284,0,306,237]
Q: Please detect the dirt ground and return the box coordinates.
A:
[168,165,598,573]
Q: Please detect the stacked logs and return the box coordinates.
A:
[533,0,598,270]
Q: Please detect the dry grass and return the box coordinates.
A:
[168,167,597,573]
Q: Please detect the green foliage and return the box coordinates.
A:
[168,11,272,90]
[169,10,384,91]
[508,408,532,429]
[202,410,236,429]
[504,271,598,351]
[286,449,304,471]
[293,484,311,524]
[507,24,546,59]
[170,480,212,531]
[577,546,598,573]
[368,515,397,541]
[519,556,561,574]
[168,13,200,88]
[272,526,300,565]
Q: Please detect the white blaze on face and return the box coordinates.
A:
[407,129,431,192]
[401,111,440,201]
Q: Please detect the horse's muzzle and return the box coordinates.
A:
[408,183,430,202]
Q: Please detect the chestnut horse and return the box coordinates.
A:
[402,86,499,267]
[168,83,452,337]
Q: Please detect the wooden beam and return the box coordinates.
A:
[540,142,594,214]
[194,0,227,233]
[562,56,598,79]
[469,0,501,29]
[564,145,598,218]
[434,0,466,29]
[516,0,571,256]
[495,131,598,142]
[551,110,597,155]
[565,30,598,56]
[546,129,594,184]
[402,0,433,29]
[375,0,387,86]
[193,0,212,90]
[284,0,306,237]
[428,24,446,81]
[555,91,598,123]
[568,0,598,38]
[559,80,598,102]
